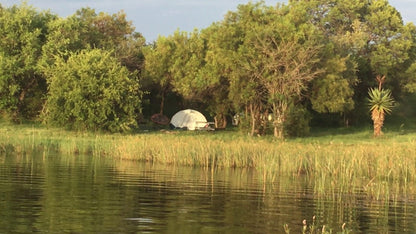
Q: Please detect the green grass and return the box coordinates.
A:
[1,121,416,201]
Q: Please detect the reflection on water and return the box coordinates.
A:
[0,152,415,233]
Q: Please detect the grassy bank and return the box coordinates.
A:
[1,122,416,200]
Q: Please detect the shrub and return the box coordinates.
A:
[284,105,311,137]
[42,49,142,132]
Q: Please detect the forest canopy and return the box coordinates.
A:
[0,0,415,136]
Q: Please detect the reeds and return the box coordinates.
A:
[284,216,351,234]
[1,123,416,201]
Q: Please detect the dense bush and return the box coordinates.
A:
[42,49,142,132]
[284,105,311,137]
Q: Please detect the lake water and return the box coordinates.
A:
[1,152,415,233]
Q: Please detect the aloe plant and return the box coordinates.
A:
[368,88,394,137]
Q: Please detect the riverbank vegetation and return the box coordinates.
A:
[1,0,416,205]
[1,1,416,138]
[1,122,416,202]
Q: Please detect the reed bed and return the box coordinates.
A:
[1,123,416,201]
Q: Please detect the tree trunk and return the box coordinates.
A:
[259,109,269,136]
[273,125,279,138]
[16,77,38,119]
[159,83,171,115]
[159,92,165,115]
[372,109,385,137]
[273,117,284,139]
[250,103,256,136]
[272,102,287,139]
[249,103,263,136]
[214,113,227,129]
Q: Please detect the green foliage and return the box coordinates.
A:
[356,0,413,98]
[368,88,394,114]
[225,2,322,138]
[0,3,54,120]
[40,7,145,73]
[365,0,411,75]
[310,53,356,114]
[141,0,416,136]
[1,0,416,134]
[403,62,416,93]
[143,33,181,114]
[43,49,142,132]
[284,105,311,137]
[144,36,175,88]
[298,0,412,122]
[400,23,416,93]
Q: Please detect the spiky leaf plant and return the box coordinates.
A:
[368,88,394,137]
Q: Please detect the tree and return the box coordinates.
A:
[88,9,146,72]
[42,49,142,132]
[143,35,178,115]
[287,0,365,126]
[198,24,236,129]
[145,29,232,128]
[304,0,366,117]
[350,0,411,104]
[291,0,412,125]
[0,3,55,120]
[167,28,233,128]
[398,23,416,93]
[364,0,411,77]
[40,8,145,73]
[39,7,146,128]
[245,5,323,138]
[368,79,394,137]
[222,2,276,136]
[212,2,323,138]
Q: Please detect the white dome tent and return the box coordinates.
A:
[170,109,213,130]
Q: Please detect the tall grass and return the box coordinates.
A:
[1,122,416,201]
